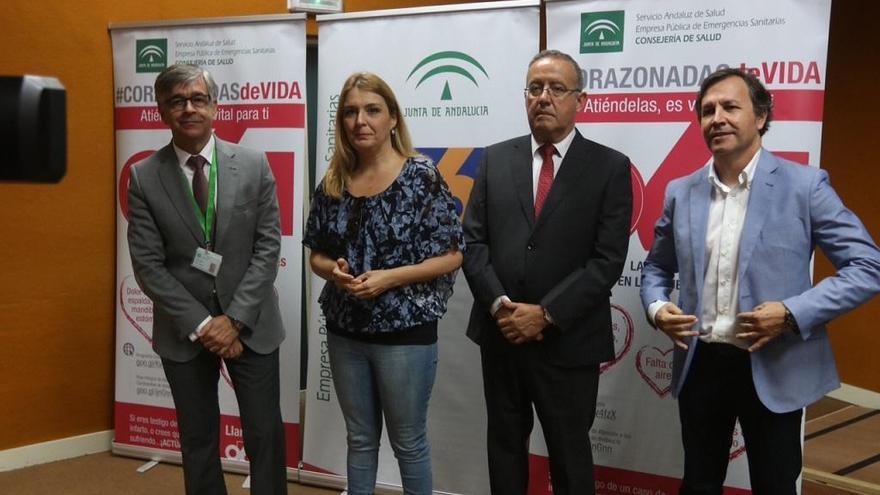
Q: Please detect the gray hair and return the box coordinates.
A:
[154,64,219,103]
[528,50,585,91]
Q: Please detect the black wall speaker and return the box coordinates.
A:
[0,75,66,183]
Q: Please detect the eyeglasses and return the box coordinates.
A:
[524,84,580,99]
[163,93,213,111]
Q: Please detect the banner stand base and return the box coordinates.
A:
[136,460,159,473]
[113,442,462,494]
[111,442,297,479]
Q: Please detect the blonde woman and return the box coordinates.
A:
[303,72,463,495]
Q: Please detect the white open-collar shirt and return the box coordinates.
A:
[649,148,761,349]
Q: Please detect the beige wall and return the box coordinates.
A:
[0,0,876,450]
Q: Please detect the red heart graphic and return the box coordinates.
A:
[729,421,746,460]
[635,346,673,397]
[120,275,234,388]
[600,304,635,374]
[120,275,154,344]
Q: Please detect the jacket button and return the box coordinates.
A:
[527,244,534,251]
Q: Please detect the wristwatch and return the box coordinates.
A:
[229,317,245,331]
[542,307,554,326]
[783,305,800,336]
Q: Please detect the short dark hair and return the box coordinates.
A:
[695,68,773,135]
[154,64,219,104]
[528,50,585,91]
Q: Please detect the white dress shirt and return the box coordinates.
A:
[173,134,217,208]
[171,135,217,340]
[649,149,761,348]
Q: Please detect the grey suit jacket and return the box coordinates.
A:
[462,131,633,366]
[127,137,285,362]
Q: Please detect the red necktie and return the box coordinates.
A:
[187,155,208,214]
[534,143,556,219]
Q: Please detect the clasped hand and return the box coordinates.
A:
[496,299,547,345]
[655,301,788,352]
[332,258,397,300]
[654,303,699,349]
[199,315,243,359]
[735,301,788,352]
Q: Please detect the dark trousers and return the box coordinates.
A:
[678,342,803,495]
[162,346,287,495]
[480,344,599,495]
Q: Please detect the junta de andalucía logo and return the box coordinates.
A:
[136,39,167,73]
[580,11,625,53]
[406,50,489,101]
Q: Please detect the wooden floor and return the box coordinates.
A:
[0,452,340,495]
[1,396,878,494]
[804,397,880,494]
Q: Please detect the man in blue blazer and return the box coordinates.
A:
[641,68,880,494]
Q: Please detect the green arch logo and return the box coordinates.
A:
[584,19,621,40]
[136,39,167,73]
[580,11,625,53]
[138,45,165,62]
[406,51,489,101]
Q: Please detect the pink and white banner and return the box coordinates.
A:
[110,15,307,472]
[542,0,831,493]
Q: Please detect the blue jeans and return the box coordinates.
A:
[328,332,437,495]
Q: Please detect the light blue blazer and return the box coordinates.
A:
[641,149,880,413]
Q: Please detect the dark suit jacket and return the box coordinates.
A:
[462,131,632,366]
[127,137,285,362]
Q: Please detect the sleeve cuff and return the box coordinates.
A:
[647,300,669,327]
[490,295,511,316]
[188,315,212,342]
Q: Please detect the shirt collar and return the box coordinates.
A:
[531,127,577,160]
[708,148,761,193]
[173,134,216,169]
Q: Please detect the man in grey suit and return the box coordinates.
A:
[462,50,632,494]
[127,64,286,495]
[641,68,880,494]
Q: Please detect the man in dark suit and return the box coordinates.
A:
[462,50,633,495]
[641,68,880,494]
[127,64,287,495]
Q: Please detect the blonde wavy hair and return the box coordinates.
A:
[323,72,418,199]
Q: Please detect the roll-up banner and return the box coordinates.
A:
[542,0,831,493]
[305,2,539,493]
[110,15,307,474]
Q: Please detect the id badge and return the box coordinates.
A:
[192,247,222,276]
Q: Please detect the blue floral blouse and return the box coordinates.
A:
[303,156,465,336]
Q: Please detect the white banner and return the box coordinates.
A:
[111,15,307,471]
[305,2,539,493]
[544,0,831,493]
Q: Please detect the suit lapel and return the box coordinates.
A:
[689,168,712,305]
[157,144,205,245]
[213,138,240,248]
[510,136,536,230]
[737,149,776,282]
[533,132,591,232]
